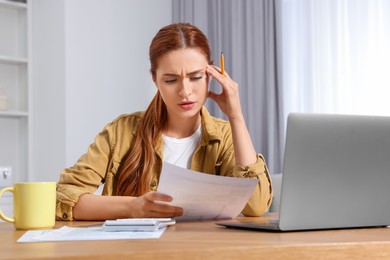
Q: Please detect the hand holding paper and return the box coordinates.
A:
[157,162,258,220]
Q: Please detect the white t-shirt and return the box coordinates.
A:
[162,125,202,169]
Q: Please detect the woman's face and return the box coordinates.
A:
[153,48,209,122]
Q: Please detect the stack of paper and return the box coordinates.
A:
[17,225,168,243]
[102,218,176,232]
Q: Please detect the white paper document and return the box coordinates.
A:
[157,162,258,220]
[17,226,166,243]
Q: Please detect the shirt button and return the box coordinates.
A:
[62,213,68,220]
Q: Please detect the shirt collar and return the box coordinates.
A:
[133,106,224,156]
[200,106,223,146]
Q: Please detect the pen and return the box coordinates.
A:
[220,51,225,75]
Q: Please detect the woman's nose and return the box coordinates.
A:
[179,80,192,97]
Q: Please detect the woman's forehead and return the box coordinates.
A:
[156,48,208,75]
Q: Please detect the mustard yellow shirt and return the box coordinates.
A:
[56,107,273,220]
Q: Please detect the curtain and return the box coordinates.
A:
[282,0,390,118]
[172,0,285,174]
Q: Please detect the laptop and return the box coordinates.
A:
[217,113,390,231]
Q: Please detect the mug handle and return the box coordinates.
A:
[0,187,15,223]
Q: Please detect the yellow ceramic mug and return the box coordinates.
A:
[0,182,56,230]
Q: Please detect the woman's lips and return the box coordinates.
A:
[179,102,196,110]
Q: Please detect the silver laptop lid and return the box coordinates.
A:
[279,113,390,231]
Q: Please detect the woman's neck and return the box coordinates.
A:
[164,114,201,139]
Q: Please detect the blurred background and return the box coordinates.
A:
[1,0,389,186]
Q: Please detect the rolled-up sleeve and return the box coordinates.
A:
[56,122,114,221]
[233,154,273,216]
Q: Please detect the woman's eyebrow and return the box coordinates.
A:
[187,69,205,76]
[162,73,178,77]
[162,69,205,77]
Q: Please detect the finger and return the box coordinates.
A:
[139,199,182,216]
[143,209,183,218]
[152,202,184,215]
[209,64,222,74]
[207,65,232,80]
[206,65,234,90]
[144,192,173,202]
[142,192,183,214]
[140,200,183,218]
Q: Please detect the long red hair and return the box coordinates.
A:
[116,23,212,196]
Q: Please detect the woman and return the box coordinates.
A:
[56,23,273,221]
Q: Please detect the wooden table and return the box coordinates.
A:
[1,214,390,259]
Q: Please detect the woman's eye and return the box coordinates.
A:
[190,76,203,81]
[165,79,177,84]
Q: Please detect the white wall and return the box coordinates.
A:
[31,0,66,182]
[32,0,172,181]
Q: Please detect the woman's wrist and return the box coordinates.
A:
[227,109,245,122]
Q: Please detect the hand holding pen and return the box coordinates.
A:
[207,52,256,167]
[206,52,243,121]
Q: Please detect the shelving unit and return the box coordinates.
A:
[0,55,28,65]
[0,0,31,188]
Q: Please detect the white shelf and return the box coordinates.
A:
[0,0,27,10]
[0,0,30,183]
[0,55,28,65]
[0,110,28,118]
